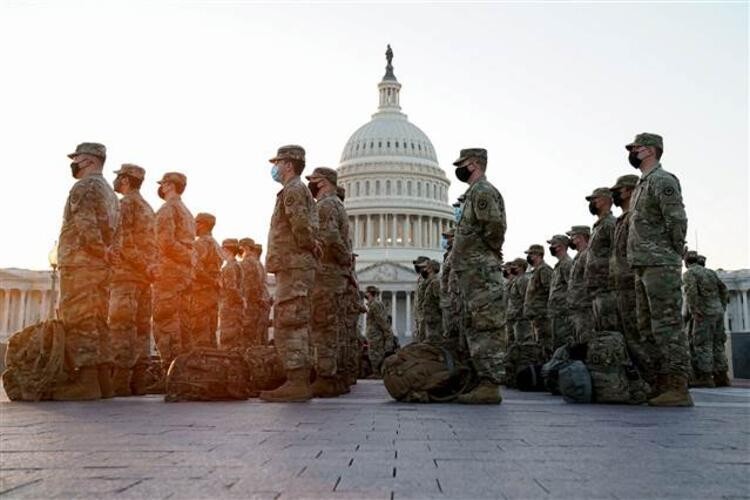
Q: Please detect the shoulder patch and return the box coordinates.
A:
[477,198,488,210]
[663,186,675,197]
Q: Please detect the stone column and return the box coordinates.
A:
[15,290,24,332]
[366,214,373,247]
[354,216,361,248]
[416,216,423,248]
[405,291,412,337]
[380,214,385,246]
[392,214,397,247]
[1,289,9,334]
[405,215,411,246]
[743,290,750,331]
[391,291,398,334]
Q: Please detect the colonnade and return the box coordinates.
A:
[349,213,452,249]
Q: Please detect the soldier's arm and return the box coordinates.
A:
[142,210,157,280]
[318,202,349,265]
[474,190,506,255]
[284,187,317,253]
[682,271,699,314]
[73,184,109,259]
[541,266,553,293]
[657,176,688,255]
[156,206,176,258]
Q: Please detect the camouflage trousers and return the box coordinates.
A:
[190,286,219,348]
[367,333,388,375]
[690,314,728,375]
[273,268,314,371]
[549,313,575,351]
[59,265,111,369]
[310,273,346,378]
[108,280,151,369]
[634,266,690,377]
[511,318,533,344]
[243,302,261,347]
[592,290,621,332]
[530,316,552,358]
[219,298,245,351]
[153,276,191,370]
[344,315,361,379]
[456,266,506,385]
[257,302,271,345]
[570,305,595,344]
[616,287,656,382]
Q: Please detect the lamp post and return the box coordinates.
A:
[48,242,58,320]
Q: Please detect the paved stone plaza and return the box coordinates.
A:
[1,381,748,499]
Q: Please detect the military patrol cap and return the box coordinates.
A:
[585,187,613,201]
[305,167,338,185]
[547,234,570,246]
[684,250,699,261]
[157,172,187,189]
[524,244,545,255]
[610,174,640,191]
[511,257,528,270]
[238,237,256,248]
[625,132,663,151]
[453,148,487,167]
[195,213,216,229]
[113,163,145,180]
[68,142,106,160]
[566,225,591,237]
[442,227,455,237]
[365,285,380,295]
[269,145,306,164]
[336,186,346,201]
[221,238,239,249]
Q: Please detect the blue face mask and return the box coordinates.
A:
[453,205,463,222]
[271,164,282,183]
[440,236,449,251]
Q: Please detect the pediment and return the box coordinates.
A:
[356,261,417,284]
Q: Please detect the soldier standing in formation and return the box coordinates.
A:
[191,213,223,348]
[412,256,430,343]
[420,260,443,343]
[364,285,394,376]
[566,225,593,343]
[251,242,272,346]
[153,172,195,374]
[238,238,260,345]
[585,188,619,332]
[262,145,319,402]
[451,148,506,404]
[507,258,531,344]
[306,167,351,397]
[440,228,461,341]
[219,238,245,350]
[54,143,119,400]
[523,244,553,357]
[109,164,156,397]
[626,133,691,406]
[546,234,574,351]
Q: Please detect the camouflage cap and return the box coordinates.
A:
[365,285,380,295]
[684,250,699,261]
[566,225,591,237]
[195,212,216,226]
[157,172,187,189]
[585,187,613,201]
[221,238,239,249]
[305,167,337,185]
[113,163,145,180]
[336,185,346,201]
[625,132,663,151]
[547,234,570,246]
[442,227,455,237]
[524,244,544,255]
[610,174,640,191]
[238,237,256,248]
[68,142,106,160]
[511,257,528,270]
[269,145,305,164]
[412,256,430,267]
[452,148,487,167]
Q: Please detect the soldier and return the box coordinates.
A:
[585,187,619,332]
[153,172,195,376]
[53,143,119,400]
[523,244,553,358]
[451,148,506,404]
[305,167,351,397]
[238,238,261,346]
[364,285,394,376]
[421,259,443,343]
[219,239,245,351]
[261,145,319,402]
[626,132,691,406]
[109,164,156,397]
[412,256,430,343]
[344,253,367,385]
[683,251,730,387]
[546,234,575,351]
[566,225,594,344]
[440,228,461,341]
[191,213,223,348]
[251,243,272,346]
[507,258,532,345]
[610,174,655,383]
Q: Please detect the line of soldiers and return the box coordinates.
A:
[53,143,271,400]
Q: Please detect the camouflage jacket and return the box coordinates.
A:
[414,276,427,336]
[110,191,155,284]
[452,176,506,271]
[266,176,319,273]
[316,192,351,274]
[585,212,616,293]
[193,234,223,291]
[422,274,443,339]
[524,262,553,319]
[58,173,119,269]
[627,164,687,267]
[366,299,392,340]
[548,254,573,315]
[240,256,266,306]
[220,259,244,309]
[567,248,592,310]
[155,196,195,279]
[507,272,530,321]
[610,210,634,290]
[683,264,728,317]
[346,273,367,317]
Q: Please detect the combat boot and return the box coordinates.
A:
[52,366,101,401]
[130,365,149,396]
[310,376,339,398]
[648,374,694,407]
[260,368,313,402]
[714,371,731,387]
[112,367,133,397]
[338,376,351,395]
[691,371,715,388]
[457,381,503,405]
[649,373,667,399]
[98,364,115,399]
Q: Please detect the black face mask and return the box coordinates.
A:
[568,241,577,251]
[157,185,167,200]
[70,161,82,178]
[588,201,598,216]
[612,190,623,207]
[685,258,698,266]
[419,270,429,279]
[455,166,471,183]
[548,246,556,256]
[526,255,534,265]
[502,269,510,279]
[628,151,641,169]
[307,182,320,198]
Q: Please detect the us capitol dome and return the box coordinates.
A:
[337,45,454,338]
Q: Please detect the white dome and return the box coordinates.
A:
[340,114,438,164]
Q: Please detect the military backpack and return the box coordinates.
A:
[559,361,593,403]
[586,331,648,404]
[165,348,252,402]
[244,345,286,396]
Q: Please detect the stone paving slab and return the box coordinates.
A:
[1,381,748,499]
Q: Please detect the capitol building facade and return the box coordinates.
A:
[338,49,454,338]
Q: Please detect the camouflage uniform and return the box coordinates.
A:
[422,261,443,343]
[153,172,195,369]
[344,269,366,381]
[254,248,272,345]
[452,163,507,385]
[219,240,245,351]
[414,275,428,343]
[266,170,319,372]
[627,159,689,378]
[585,188,619,332]
[239,241,263,346]
[567,226,594,344]
[59,146,119,370]
[507,264,532,344]
[440,230,461,341]
[523,245,553,356]
[109,165,155,372]
[546,238,574,350]
[365,289,393,375]
[191,213,223,348]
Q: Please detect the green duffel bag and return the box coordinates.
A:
[586,331,648,404]
[165,348,252,402]
[244,345,286,396]
[559,361,593,404]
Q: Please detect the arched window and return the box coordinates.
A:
[376,180,381,195]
